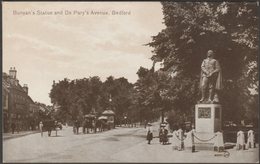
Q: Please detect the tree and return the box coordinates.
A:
[147,2,258,123]
[49,76,137,124]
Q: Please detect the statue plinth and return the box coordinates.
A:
[193,103,223,151]
[195,103,222,133]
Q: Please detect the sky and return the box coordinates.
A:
[3,2,165,105]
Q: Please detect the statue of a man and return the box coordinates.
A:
[199,50,223,103]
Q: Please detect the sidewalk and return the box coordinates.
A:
[111,137,259,163]
[110,122,259,163]
[3,130,40,140]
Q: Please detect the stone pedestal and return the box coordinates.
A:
[194,103,223,151]
[195,103,222,133]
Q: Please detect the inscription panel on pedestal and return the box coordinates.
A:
[198,107,211,118]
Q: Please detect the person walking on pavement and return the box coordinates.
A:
[159,128,163,144]
[144,120,147,129]
[162,128,169,145]
[54,121,58,136]
[39,121,43,137]
[11,122,16,134]
[74,120,80,134]
[147,130,153,144]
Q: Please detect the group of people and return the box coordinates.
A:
[159,127,169,145]
[10,122,19,134]
[9,121,37,134]
[39,120,61,137]
[73,119,109,135]
[146,124,169,145]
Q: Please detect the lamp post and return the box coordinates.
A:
[109,94,115,129]
[124,116,127,126]
[109,94,112,110]
[159,90,164,123]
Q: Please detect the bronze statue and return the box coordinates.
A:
[199,50,223,103]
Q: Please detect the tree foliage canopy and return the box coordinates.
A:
[146,2,258,122]
[49,76,137,123]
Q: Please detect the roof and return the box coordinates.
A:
[3,72,24,93]
[98,116,108,120]
[3,72,34,103]
[2,80,10,93]
[102,110,115,115]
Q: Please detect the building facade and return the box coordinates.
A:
[2,76,10,132]
[2,67,39,132]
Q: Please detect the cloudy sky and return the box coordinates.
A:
[3,2,165,105]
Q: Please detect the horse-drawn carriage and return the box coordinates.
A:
[43,119,61,136]
[81,114,109,133]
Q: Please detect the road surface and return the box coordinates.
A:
[3,125,259,163]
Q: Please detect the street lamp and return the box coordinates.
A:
[109,94,112,110]
[124,116,127,126]
[108,94,116,129]
[159,90,164,123]
[109,94,112,103]
[159,89,169,123]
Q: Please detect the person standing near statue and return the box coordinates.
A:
[199,50,223,103]
[147,130,153,144]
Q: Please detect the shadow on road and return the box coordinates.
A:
[50,135,64,137]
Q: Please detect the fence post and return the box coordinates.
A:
[177,129,184,151]
[236,130,245,150]
[191,131,195,152]
[247,130,255,149]
[213,131,224,152]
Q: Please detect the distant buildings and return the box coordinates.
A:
[2,67,40,132]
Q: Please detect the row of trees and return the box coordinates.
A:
[49,76,139,124]
[49,2,258,127]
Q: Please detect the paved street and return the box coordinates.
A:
[3,125,259,163]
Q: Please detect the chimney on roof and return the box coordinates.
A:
[9,67,17,79]
[23,84,28,94]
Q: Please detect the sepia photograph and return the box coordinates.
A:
[2,1,259,163]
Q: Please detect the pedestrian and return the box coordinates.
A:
[147,130,153,144]
[162,128,169,145]
[93,121,97,133]
[39,121,43,137]
[74,120,80,134]
[159,128,163,144]
[11,122,16,134]
[82,120,86,134]
[55,121,58,136]
[73,125,76,134]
